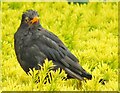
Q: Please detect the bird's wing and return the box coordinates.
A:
[33,28,92,80]
[39,28,79,62]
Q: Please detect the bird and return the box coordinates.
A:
[14,9,92,81]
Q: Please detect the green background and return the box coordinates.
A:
[1,2,118,91]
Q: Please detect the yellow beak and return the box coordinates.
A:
[31,16,39,24]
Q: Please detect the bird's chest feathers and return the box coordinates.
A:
[22,29,40,46]
[18,31,33,47]
[23,35,32,46]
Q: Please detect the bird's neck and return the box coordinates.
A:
[20,22,42,31]
[28,24,42,31]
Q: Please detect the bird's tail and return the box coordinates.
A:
[65,65,92,80]
[60,56,92,80]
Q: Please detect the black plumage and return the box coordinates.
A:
[14,10,92,80]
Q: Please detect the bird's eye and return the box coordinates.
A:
[25,17,29,23]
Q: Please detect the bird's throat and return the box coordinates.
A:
[28,23,41,31]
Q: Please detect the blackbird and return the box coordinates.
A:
[14,9,92,80]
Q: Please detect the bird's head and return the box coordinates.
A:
[21,9,40,27]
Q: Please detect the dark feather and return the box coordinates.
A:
[14,10,92,80]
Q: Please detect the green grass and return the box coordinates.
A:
[1,2,118,91]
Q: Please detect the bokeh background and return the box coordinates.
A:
[1,2,118,91]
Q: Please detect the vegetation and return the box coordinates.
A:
[1,2,118,91]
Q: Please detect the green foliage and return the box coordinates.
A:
[26,59,67,91]
[8,2,23,9]
[2,2,118,91]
